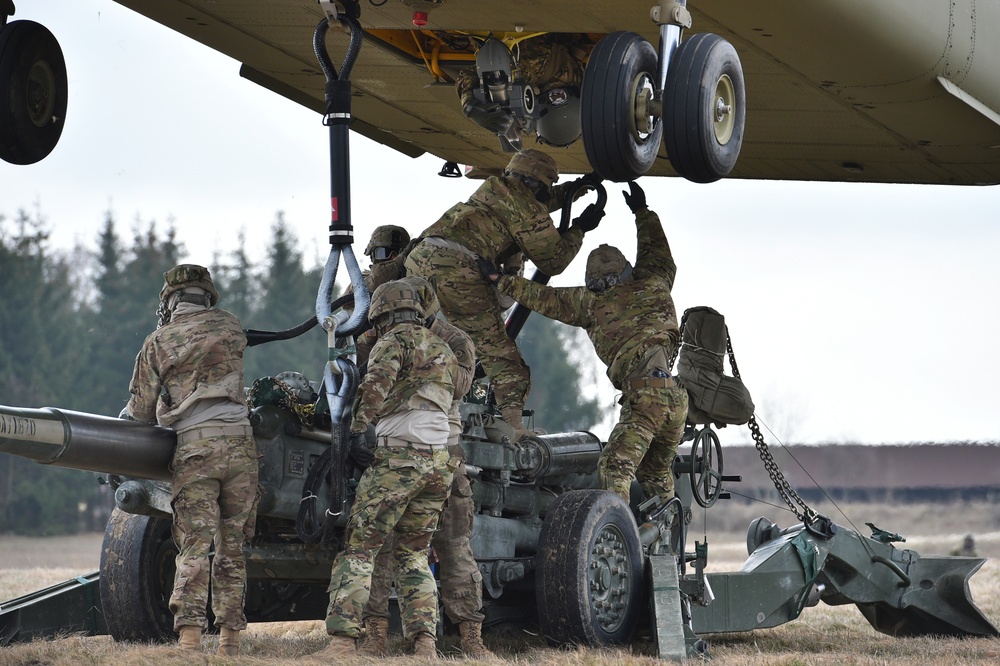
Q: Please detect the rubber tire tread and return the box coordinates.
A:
[0,20,67,165]
[99,508,178,643]
[663,33,745,183]
[536,489,643,646]
[581,31,662,182]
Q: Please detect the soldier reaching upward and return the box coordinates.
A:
[405,149,603,439]
[318,279,458,660]
[125,264,259,656]
[479,181,688,504]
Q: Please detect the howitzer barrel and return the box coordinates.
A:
[0,406,174,481]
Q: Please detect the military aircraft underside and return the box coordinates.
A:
[2,1,1000,184]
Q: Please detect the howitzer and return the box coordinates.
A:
[1,395,997,654]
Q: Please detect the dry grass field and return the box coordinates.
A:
[2,501,999,665]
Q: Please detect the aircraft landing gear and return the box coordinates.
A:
[580,0,745,183]
[0,11,68,165]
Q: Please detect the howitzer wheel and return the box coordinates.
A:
[536,490,643,646]
[100,508,177,643]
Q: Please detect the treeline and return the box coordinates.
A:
[0,207,599,535]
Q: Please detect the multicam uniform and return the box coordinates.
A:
[363,315,483,628]
[404,174,583,423]
[325,322,458,642]
[126,306,258,632]
[497,206,689,502]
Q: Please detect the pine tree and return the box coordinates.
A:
[518,313,601,433]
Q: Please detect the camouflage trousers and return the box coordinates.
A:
[326,446,456,640]
[362,451,484,625]
[600,386,688,504]
[169,423,259,632]
[405,241,531,413]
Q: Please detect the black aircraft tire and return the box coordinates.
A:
[536,489,643,646]
[100,508,178,643]
[581,31,662,182]
[0,20,67,165]
[663,33,745,183]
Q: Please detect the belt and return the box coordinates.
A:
[177,424,252,442]
[377,436,447,451]
[627,375,678,391]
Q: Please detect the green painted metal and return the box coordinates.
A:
[0,573,107,645]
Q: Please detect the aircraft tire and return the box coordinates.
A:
[0,20,67,165]
[581,31,663,182]
[663,33,745,183]
[100,507,178,643]
[536,489,643,646]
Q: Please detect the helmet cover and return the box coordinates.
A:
[159,264,219,306]
[505,149,558,189]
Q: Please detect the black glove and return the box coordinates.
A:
[623,181,646,213]
[463,100,514,134]
[571,203,605,233]
[476,257,502,286]
[348,432,375,469]
[578,172,603,189]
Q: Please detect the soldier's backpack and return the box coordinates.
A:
[676,306,755,426]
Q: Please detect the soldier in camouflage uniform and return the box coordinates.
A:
[405,149,603,438]
[125,264,258,656]
[353,224,412,367]
[318,279,458,660]
[481,181,689,504]
[357,276,491,659]
[456,36,584,136]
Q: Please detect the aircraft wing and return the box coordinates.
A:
[111,0,1000,185]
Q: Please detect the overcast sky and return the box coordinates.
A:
[4,1,1000,446]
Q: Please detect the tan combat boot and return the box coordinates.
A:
[500,407,530,441]
[216,627,241,657]
[356,616,389,657]
[177,625,201,650]
[313,634,357,658]
[458,621,493,659]
[412,632,438,659]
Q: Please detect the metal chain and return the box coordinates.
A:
[725,333,817,525]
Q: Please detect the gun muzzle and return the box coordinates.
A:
[0,406,174,481]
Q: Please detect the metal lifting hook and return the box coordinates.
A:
[309,0,366,520]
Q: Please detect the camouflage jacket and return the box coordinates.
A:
[351,322,458,434]
[429,317,475,401]
[127,308,247,427]
[420,175,583,274]
[498,207,679,389]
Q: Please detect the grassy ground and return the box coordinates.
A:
[1,502,999,664]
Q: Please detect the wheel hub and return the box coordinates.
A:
[629,72,659,140]
[713,73,736,145]
[27,60,56,128]
[588,525,631,632]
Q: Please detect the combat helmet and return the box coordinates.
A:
[364,225,410,262]
[505,149,558,189]
[159,264,219,306]
[585,244,632,292]
[399,275,441,320]
[368,278,424,332]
